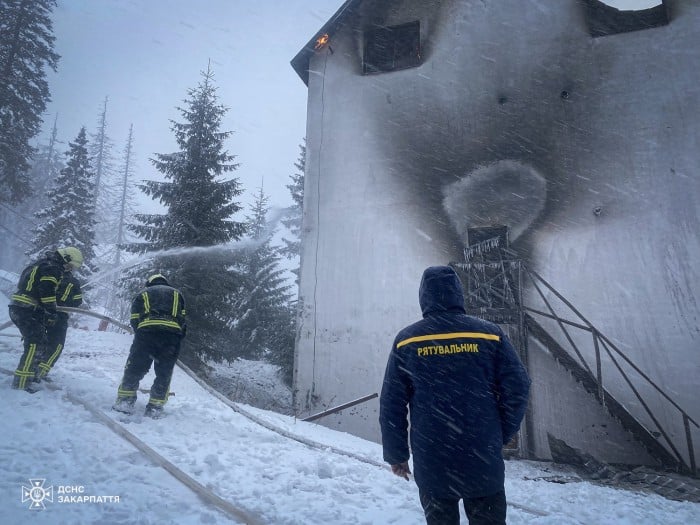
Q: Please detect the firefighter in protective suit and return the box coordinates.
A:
[9,247,83,391]
[113,273,186,418]
[36,270,83,381]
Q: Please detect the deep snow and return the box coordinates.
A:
[1,302,699,524]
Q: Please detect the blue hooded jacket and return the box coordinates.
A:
[379,265,530,498]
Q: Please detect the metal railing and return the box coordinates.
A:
[302,393,378,422]
[454,256,698,475]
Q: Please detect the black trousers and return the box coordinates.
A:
[117,330,181,407]
[419,489,507,525]
[9,305,47,389]
[37,314,69,379]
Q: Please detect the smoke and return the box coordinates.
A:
[442,160,547,243]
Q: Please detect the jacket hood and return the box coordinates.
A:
[419,265,466,317]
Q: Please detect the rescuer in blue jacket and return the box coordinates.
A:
[380,265,530,525]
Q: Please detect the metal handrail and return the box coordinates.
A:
[455,255,697,475]
[302,393,378,422]
[521,266,698,475]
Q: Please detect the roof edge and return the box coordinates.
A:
[290,0,362,86]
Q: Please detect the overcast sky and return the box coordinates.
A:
[43,0,340,213]
[41,0,658,213]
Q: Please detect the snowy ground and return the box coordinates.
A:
[1,305,699,524]
[207,358,293,415]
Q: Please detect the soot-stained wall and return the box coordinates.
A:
[294,0,700,464]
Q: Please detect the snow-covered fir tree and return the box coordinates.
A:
[0,115,64,271]
[127,65,246,371]
[114,124,137,269]
[21,115,64,230]
[89,96,117,246]
[29,114,64,206]
[29,127,98,280]
[103,123,138,323]
[280,139,305,284]
[0,0,59,205]
[232,185,295,383]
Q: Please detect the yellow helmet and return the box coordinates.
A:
[57,247,84,269]
[146,273,169,286]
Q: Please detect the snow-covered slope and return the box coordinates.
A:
[207,358,293,415]
[0,318,699,524]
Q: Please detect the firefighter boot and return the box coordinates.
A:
[112,397,136,414]
[144,403,164,419]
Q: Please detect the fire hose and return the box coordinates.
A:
[0,306,133,335]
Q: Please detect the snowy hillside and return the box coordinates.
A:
[1,302,699,523]
[206,358,293,415]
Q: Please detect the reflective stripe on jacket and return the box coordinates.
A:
[57,272,83,308]
[130,284,186,334]
[11,253,64,311]
[379,265,531,499]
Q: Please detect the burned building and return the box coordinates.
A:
[291,0,699,473]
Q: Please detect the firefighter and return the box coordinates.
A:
[36,270,83,381]
[9,247,83,391]
[113,273,186,418]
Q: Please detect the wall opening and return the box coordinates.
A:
[362,20,421,75]
[582,0,669,37]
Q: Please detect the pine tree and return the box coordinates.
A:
[89,96,117,245]
[281,139,305,283]
[0,0,60,204]
[104,124,138,323]
[115,124,137,269]
[127,65,246,371]
[29,127,98,280]
[31,114,63,202]
[0,115,63,271]
[232,185,295,377]
[21,115,64,222]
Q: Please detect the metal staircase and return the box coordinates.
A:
[452,233,698,476]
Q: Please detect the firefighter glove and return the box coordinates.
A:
[44,310,58,327]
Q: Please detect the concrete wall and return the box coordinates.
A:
[527,337,656,465]
[295,0,700,465]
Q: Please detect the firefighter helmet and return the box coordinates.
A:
[57,247,84,269]
[146,273,169,287]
